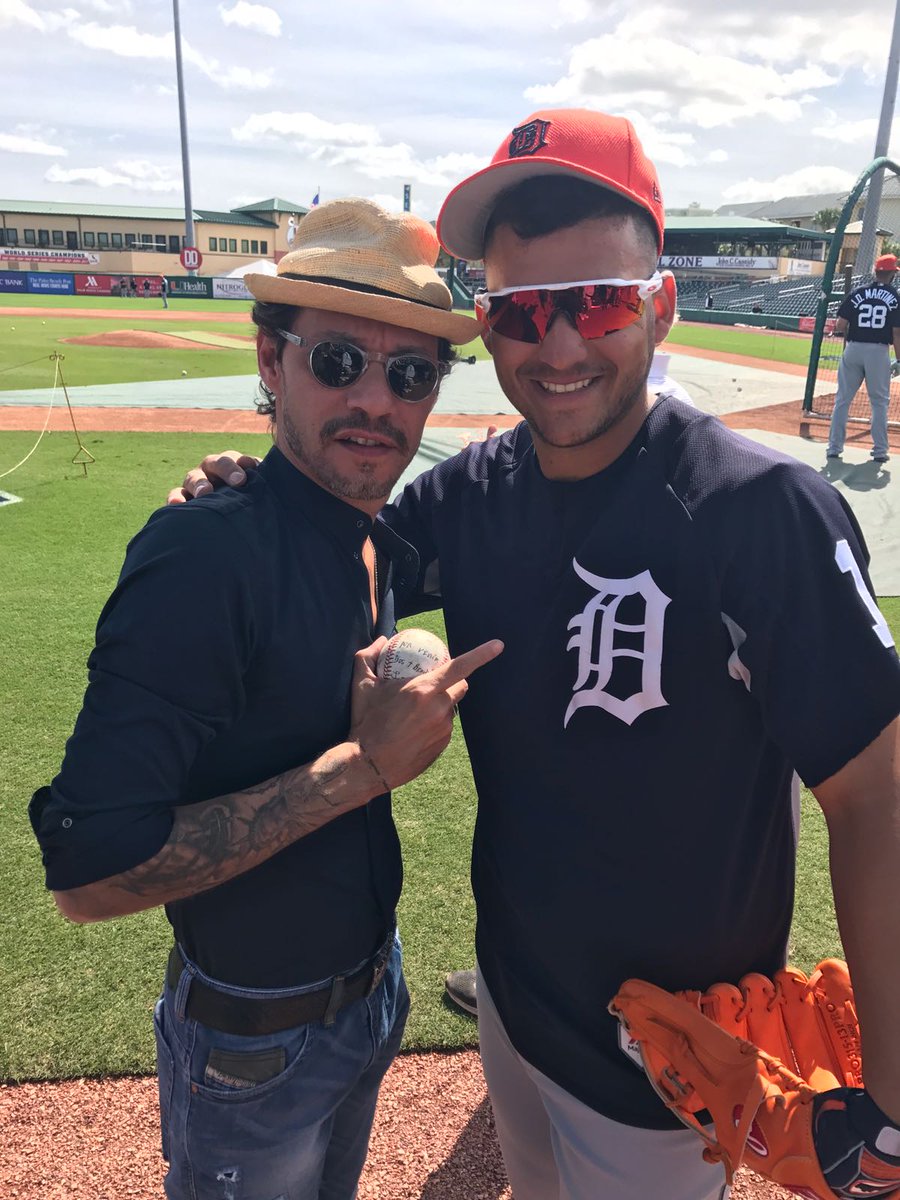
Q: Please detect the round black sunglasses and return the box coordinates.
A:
[276,330,447,403]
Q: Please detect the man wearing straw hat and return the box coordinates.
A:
[30,198,501,1200]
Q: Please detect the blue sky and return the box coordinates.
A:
[1,0,898,218]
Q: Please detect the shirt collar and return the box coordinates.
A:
[256,445,376,548]
[256,447,419,588]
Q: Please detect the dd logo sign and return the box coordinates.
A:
[180,246,202,271]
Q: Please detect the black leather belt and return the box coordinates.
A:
[166,931,394,1036]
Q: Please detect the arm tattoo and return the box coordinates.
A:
[113,748,360,906]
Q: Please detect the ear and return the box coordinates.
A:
[651,272,677,346]
[257,330,282,396]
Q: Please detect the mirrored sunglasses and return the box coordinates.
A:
[475,274,664,344]
[276,330,447,403]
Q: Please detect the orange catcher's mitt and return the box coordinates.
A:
[609,960,900,1200]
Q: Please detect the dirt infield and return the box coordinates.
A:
[61,330,217,351]
[0,407,522,434]
[1,1049,789,1200]
[0,305,250,322]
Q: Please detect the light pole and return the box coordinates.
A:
[173,0,197,276]
[856,0,900,275]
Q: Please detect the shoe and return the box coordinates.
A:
[444,968,477,1017]
[826,451,841,459]
[873,454,890,464]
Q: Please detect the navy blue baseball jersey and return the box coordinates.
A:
[838,281,900,344]
[381,397,900,1127]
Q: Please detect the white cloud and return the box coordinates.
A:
[219,1,281,37]
[365,191,424,214]
[45,159,180,193]
[812,114,879,145]
[67,22,173,58]
[232,111,489,188]
[526,33,838,131]
[721,165,857,203]
[0,1,78,31]
[0,0,44,30]
[64,19,272,89]
[0,131,66,155]
[707,149,730,163]
[81,0,133,13]
[232,111,378,145]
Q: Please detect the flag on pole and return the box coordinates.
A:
[311,188,320,207]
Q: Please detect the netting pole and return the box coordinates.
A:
[803,156,900,413]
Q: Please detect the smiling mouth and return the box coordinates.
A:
[538,377,597,394]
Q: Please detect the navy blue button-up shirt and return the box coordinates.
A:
[30,446,419,987]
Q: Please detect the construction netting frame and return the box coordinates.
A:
[803,155,900,425]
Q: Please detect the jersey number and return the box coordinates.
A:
[835,540,894,649]
[857,303,887,330]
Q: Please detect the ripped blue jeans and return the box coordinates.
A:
[153,935,408,1200]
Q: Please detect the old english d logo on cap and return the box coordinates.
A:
[509,119,550,157]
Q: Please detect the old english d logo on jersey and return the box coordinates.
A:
[564,561,671,728]
[509,119,550,157]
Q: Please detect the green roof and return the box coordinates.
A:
[232,197,308,215]
[0,199,281,226]
[0,199,187,219]
[193,209,275,228]
[665,216,831,239]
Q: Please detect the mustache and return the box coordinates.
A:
[320,414,409,454]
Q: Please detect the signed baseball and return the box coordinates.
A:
[376,629,450,680]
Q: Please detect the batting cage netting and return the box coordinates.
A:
[804,158,900,432]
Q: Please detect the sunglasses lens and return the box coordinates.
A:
[482,291,547,343]
[386,356,439,402]
[482,284,645,343]
[309,341,366,388]
[577,284,644,337]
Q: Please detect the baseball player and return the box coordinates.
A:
[172,110,900,1200]
[826,252,900,463]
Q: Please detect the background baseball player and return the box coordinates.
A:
[826,251,900,463]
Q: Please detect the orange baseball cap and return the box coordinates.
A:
[875,253,898,272]
[437,108,665,260]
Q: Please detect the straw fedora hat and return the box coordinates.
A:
[245,198,479,344]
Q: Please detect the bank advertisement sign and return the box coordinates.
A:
[0,270,27,292]
[27,271,74,294]
[212,276,252,300]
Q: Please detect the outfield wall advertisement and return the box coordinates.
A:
[168,276,212,299]
[0,271,27,292]
[27,272,74,294]
[0,268,247,299]
[212,276,252,300]
[660,255,779,271]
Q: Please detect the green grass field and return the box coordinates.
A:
[664,322,821,367]
[0,431,481,1081]
[0,296,489,389]
[1,431,896,1083]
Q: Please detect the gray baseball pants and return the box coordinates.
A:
[477,968,728,1200]
[827,340,891,458]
